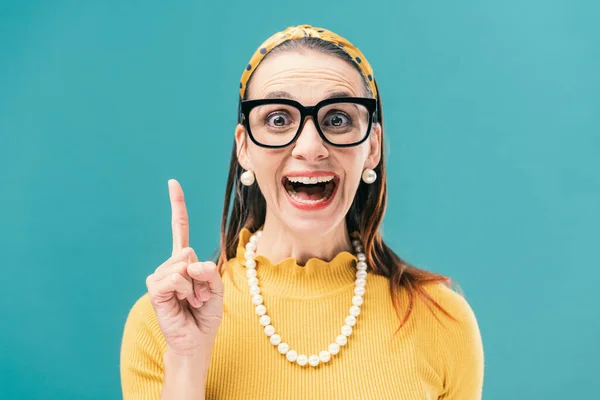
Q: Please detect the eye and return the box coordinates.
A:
[266,112,292,127]
[323,111,351,127]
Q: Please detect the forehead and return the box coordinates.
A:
[246,50,367,101]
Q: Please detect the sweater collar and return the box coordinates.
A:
[232,228,358,298]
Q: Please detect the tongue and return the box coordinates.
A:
[295,184,325,201]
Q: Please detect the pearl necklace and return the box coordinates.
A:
[244,230,368,367]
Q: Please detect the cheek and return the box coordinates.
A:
[337,148,369,186]
[248,148,286,195]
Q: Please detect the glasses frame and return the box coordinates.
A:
[239,97,377,149]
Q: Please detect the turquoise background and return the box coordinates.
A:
[1,0,598,398]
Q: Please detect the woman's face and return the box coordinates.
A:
[235,50,381,236]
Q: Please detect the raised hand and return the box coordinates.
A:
[146,179,224,360]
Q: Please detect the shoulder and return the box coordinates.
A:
[425,283,479,327]
[422,283,485,397]
[420,283,482,348]
[121,293,167,354]
[120,294,167,397]
[124,293,157,327]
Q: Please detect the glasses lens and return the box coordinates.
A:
[317,102,370,145]
[248,103,301,147]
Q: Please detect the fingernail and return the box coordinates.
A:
[190,263,203,276]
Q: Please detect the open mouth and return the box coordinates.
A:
[282,174,339,205]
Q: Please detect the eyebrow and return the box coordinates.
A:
[326,91,355,99]
[263,90,356,101]
[264,91,297,100]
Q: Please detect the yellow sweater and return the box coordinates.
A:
[120,229,484,399]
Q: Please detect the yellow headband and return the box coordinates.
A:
[239,24,377,100]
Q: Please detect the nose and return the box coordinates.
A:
[291,117,329,162]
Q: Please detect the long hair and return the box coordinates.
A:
[217,38,454,330]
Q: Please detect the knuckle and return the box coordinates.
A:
[172,217,188,228]
[187,247,197,256]
[185,248,198,261]
[145,274,155,288]
[203,261,217,272]
[176,247,195,259]
[169,273,181,285]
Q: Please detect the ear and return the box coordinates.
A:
[235,123,253,171]
[365,122,382,169]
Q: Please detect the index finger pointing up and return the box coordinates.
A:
[168,179,190,255]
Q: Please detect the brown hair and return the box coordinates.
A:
[218,37,454,330]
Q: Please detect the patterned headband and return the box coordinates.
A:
[239,24,377,100]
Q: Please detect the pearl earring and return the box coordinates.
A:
[240,170,255,186]
[361,168,377,184]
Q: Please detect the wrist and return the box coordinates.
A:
[162,350,210,400]
[164,348,210,373]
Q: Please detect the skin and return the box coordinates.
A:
[235,50,382,265]
[146,181,225,399]
[145,50,382,398]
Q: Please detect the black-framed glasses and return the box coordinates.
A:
[239,97,377,149]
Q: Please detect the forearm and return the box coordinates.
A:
[161,351,209,400]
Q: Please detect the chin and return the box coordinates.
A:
[278,196,348,237]
[282,216,343,238]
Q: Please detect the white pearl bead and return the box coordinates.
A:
[252,294,263,305]
[255,305,266,315]
[244,229,370,365]
[349,305,361,317]
[341,325,353,336]
[296,354,308,366]
[345,315,357,326]
[362,168,377,184]
[328,343,340,355]
[278,342,289,354]
[250,285,260,295]
[240,170,255,186]
[336,334,348,346]
[319,350,331,362]
[264,325,275,336]
[270,334,281,345]
[286,350,298,362]
[259,315,271,326]
[308,355,320,367]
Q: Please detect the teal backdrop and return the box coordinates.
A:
[1,0,598,399]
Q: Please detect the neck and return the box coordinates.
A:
[256,213,353,266]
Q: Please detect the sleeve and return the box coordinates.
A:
[120,294,167,400]
[435,285,485,400]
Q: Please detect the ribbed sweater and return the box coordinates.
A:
[120,229,484,399]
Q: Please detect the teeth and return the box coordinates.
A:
[286,175,334,184]
[284,178,336,205]
[289,190,329,204]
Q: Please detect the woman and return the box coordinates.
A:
[120,24,484,399]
